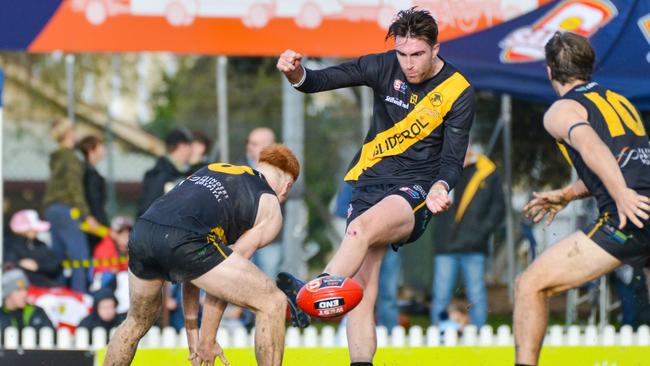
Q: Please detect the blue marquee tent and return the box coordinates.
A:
[443,0,650,110]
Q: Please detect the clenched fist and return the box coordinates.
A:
[277,49,305,84]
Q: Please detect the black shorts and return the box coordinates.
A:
[583,213,650,268]
[128,219,232,283]
[347,182,432,250]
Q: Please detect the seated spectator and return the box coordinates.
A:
[92,216,132,277]
[78,288,125,333]
[0,269,54,336]
[438,300,470,334]
[4,210,61,287]
[91,216,133,314]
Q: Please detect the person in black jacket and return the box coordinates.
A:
[79,135,109,226]
[78,288,126,333]
[137,128,193,216]
[4,210,62,288]
[430,145,504,327]
[0,269,54,336]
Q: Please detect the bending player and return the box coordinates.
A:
[276,8,475,365]
[514,32,650,366]
[104,144,300,366]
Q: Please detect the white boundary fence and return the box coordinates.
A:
[2,324,650,350]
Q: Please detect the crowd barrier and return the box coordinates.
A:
[2,324,650,349]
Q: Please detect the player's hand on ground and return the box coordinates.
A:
[277,49,304,83]
[192,339,229,366]
[523,189,569,225]
[426,183,451,214]
[613,188,650,229]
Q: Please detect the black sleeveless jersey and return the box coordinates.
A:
[297,51,475,190]
[558,82,650,212]
[141,163,276,245]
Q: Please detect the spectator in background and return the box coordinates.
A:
[239,127,282,277]
[4,210,61,287]
[188,130,213,174]
[431,145,505,327]
[137,128,193,216]
[43,118,98,293]
[78,288,126,332]
[0,269,54,334]
[78,135,108,226]
[91,216,133,314]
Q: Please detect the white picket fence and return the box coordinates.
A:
[2,324,650,350]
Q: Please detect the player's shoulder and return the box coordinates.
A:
[441,60,471,84]
[545,99,586,123]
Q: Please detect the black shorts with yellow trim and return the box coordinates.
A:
[128,219,232,283]
[583,213,650,268]
[347,182,432,250]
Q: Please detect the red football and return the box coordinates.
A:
[297,275,364,318]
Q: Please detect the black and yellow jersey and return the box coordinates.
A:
[558,82,650,212]
[296,51,475,189]
[140,163,275,245]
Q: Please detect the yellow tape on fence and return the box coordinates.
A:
[61,256,128,269]
[94,346,650,366]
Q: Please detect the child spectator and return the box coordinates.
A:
[4,210,61,287]
[78,288,125,333]
[91,216,133,313]
[0,269,54,336]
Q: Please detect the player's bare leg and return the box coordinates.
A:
[104,272,164,366]
[347,245,388,363]
[514,231,622,365]
[192,252,286,366]
[324,195,415,277]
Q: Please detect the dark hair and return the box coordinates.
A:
[78,135,103,159]
[164,128,193,152]
[545,31,595,84]
[192,130,213,152]
[386,7,438,46]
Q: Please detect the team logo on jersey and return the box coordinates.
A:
[499,0,617,63]
[429,92,443,107]
[393,79,408,94]
[616,146,650,168]
[409,93,419,105]
[639,13,650,46]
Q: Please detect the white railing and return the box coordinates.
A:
[2,324,649,350]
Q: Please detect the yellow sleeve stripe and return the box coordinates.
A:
[454,154,496,223]
[344,72,471,181]
[556,141,573,167]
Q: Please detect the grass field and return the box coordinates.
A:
[95,346,650,366]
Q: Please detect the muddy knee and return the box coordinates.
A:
[254,280,287,315]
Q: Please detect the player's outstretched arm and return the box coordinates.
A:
[544,100,650,228]
[524,180,589,225]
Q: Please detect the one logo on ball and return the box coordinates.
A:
[305,278,322,292]
[321,277,345,288]
[314,297,345,310]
